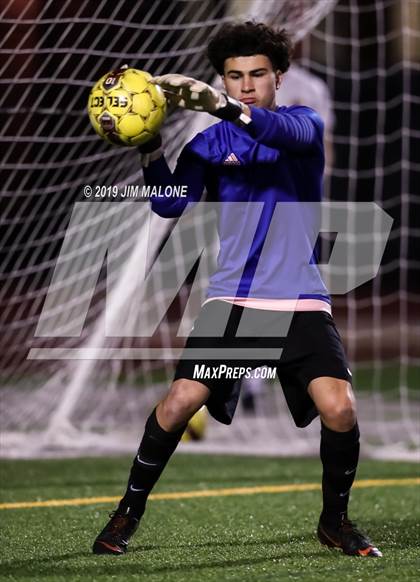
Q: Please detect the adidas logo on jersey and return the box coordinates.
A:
[223,152,240,165]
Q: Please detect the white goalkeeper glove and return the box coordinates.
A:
[150,74,252,126]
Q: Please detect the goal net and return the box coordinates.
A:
[1,0,418,460]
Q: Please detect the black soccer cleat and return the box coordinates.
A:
[92,510,140,555]
[317,517,382,557]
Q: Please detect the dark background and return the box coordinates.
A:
[0,0,418,370]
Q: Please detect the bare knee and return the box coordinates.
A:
[157,379,210,432]
[321,398,356,431]
[309,378,357,432]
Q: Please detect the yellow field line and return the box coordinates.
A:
[0,478,418,511]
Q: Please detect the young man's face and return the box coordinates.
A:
[222,54,281,110]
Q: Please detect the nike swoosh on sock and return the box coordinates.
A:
[129,485,145,492]
[136,455,158,466]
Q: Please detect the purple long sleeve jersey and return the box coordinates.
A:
[144,105,330,305]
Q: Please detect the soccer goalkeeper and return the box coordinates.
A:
[93,21,381,558]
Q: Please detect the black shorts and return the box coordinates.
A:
[173,300,351,428]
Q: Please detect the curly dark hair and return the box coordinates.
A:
[207,21,293,75]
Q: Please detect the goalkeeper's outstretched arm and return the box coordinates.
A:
[152,74,324,153]
[245,106,324,153]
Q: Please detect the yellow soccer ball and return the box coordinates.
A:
[182,406,208,442]
[87,67,166,146]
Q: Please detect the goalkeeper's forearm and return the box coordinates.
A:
[140,144,206,218]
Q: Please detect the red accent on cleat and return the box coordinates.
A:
[358,546,382,557]
[97,542,124,554]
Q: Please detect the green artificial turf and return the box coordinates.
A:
[0,454,419,581]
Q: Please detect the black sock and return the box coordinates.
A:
[119,408,185,519]
[320,421,360,527]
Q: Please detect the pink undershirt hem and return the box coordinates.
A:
[203,297,332,315]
